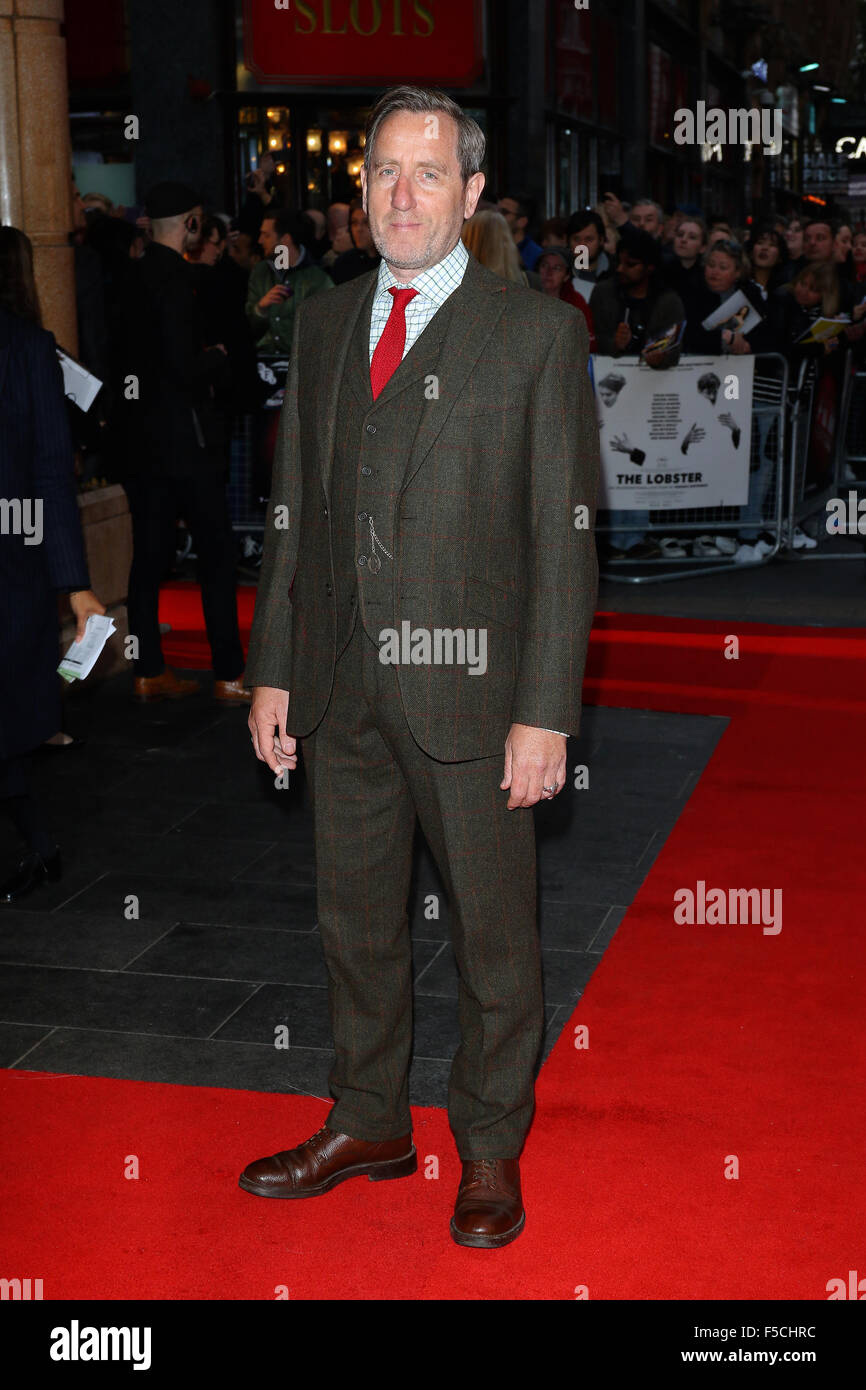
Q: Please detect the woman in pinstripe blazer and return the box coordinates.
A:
[0,228,105,901]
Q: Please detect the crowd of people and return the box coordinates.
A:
[61,172,866,572]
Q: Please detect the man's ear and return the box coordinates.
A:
[464,170,485,220]
[360,166,368,214]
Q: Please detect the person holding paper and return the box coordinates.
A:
[0,281,106,902]
[682,239,778,356]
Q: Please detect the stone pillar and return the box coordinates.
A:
[0,0,76,354]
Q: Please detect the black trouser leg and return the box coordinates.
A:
[124,477,175,676]
[177,475,245,681]
[0,754,57,858]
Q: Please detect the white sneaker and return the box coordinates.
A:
[791,525,817,550]
[659,536,688,558]
[712,534,738,556]
[753,536,776,558]
[734,543,761,564]
[692,535,722,557]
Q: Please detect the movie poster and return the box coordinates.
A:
[593,355,755,509]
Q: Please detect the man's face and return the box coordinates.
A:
[673,220,704,261]
[803,223,834,261]
[200,228,224,266]
[228,231,253,268]
[616,252,649,289]
[538,255,568,294]
[631,204,662,238]
[497,197,525,243]
[259,218,279,259]
[570,223,600,262]
[328,204,352,254]
[182,206,203,254]
[350,206,373,253]
[361,110,484,278]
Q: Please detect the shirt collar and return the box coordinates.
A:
[374,236,468,306]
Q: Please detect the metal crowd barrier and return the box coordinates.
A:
[597,352,789,584]
[786,352,866,562]
[228,353,288,535]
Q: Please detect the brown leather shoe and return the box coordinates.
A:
[238,1124,416,1199]
[213,672,251,704]
[450,1159,525,1248]
[133,668,201,702]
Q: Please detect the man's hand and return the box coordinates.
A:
[258,285,288,311]
[613,321,632,351]
[69,589,106,641]
[249,686,295,775]
[501,724,567,809]
[248,167,273,205]
[601,191,629,228]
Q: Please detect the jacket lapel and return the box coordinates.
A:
[317,270,377,501]
[399,255,508,493]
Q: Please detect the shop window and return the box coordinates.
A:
[596,16,618,129]
[555,0,593,120]
[648,44,672,150]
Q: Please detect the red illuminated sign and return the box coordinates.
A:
[242,0,485,88]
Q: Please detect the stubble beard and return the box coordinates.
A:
[369,217,449,274]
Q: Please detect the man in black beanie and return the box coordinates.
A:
[115,181,250,703]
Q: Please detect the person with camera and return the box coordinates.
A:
[246,209,333,358]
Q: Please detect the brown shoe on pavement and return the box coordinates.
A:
[213,672,251,704]
[133,668,201,702]
[450,1158,525,1248]
[238,1124,417,1199]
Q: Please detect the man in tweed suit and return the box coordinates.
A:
[240,86,599,1249]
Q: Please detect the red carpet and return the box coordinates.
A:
[3,588,865,1298]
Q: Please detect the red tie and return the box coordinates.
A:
[370,286,419,400]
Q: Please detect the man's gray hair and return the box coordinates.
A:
[633,197,665,221]
[363,85,485,185]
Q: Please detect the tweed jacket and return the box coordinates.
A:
[244,251,600,761]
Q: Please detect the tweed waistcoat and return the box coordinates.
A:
[329,288,457,654]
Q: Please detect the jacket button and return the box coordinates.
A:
[323,507,328,517]
[358,555,367,567]
[361,465,372,476]
[365,423,377,434]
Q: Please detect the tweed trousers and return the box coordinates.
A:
[301,609,545,1159]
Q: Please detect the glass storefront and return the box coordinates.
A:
[234,99,490,212]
